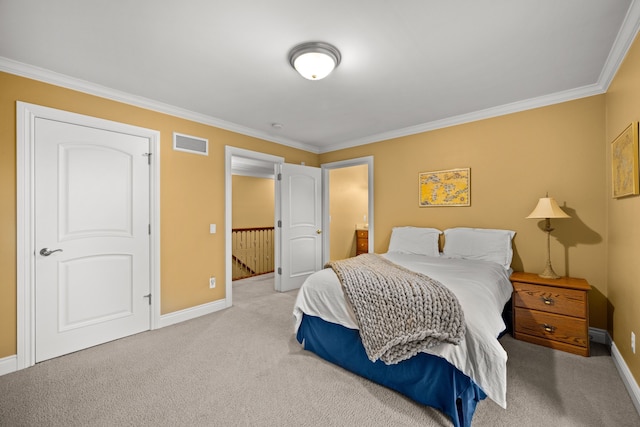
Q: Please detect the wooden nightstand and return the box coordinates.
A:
[356,229,368,255]
[510,272,591,357]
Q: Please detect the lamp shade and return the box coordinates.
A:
[526,197,570,219]
[289,42,341,80]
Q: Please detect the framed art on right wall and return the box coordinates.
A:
[611,121,639,198]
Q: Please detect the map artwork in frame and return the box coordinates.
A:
[611,121,639,199]
[419,168,470,207]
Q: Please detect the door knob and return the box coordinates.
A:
[40,248,63,256]
[316,229,322,234]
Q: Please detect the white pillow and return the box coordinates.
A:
[387,226,442,257]
[443,227,516,269]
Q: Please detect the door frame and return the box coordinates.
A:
[225,146,284,304]
[16,102,161,370]
[321,156,374,264]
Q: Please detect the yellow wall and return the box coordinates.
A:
[329,165,369,260]
[320,96,608,330]
[0,72,318,358]
[231,176,275,228]
[606,34,640,383]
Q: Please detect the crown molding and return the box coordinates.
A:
[320,83,606,153]
[0,57,320,154]
[598,0,640,91]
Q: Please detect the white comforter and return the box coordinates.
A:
[293,253,512,408]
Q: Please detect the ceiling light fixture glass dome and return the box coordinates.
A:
[288,42,341,81]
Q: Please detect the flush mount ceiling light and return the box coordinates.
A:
[288,42,341,81]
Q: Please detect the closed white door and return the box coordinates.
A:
[276,163,322,292]
[35,117,151,362]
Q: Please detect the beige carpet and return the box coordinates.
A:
[1,273,638,426]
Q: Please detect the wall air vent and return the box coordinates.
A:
[173,132,208,156]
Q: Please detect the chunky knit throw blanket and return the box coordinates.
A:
[326,254,465,365]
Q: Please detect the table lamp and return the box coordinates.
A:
[526,195,570,279]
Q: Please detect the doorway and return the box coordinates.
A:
[322,156,374,264]
[225,148,373,303]
[225,148,325,298]
[231,174,275,280]
[327,164,369,261]
[225,147,283,306]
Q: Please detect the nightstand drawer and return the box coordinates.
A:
[514,307,588,347]
[355,229,368,256]
[513,282,587,318]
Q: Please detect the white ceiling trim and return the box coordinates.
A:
[320,83,606,153]
[599,0,640,91]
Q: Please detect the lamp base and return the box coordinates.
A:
[538,263,561,280]
[538,227,561,279]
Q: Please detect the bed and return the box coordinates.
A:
[293,227,515,427]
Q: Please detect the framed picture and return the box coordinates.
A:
[419,168,470,207]
[611,122,639,198]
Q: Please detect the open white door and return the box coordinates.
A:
[275,163,322,292]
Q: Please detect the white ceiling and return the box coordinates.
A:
[1,1,639,154]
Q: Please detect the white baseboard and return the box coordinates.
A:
[590,328,640,415]
[0,355,17,376]
[589,328,640,416]
[156,298,228,329]
[611,341,640,416]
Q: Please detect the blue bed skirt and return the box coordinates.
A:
[296,313,486,427]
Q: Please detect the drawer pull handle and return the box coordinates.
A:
[541,297,554,305]
[543,324,556,333]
